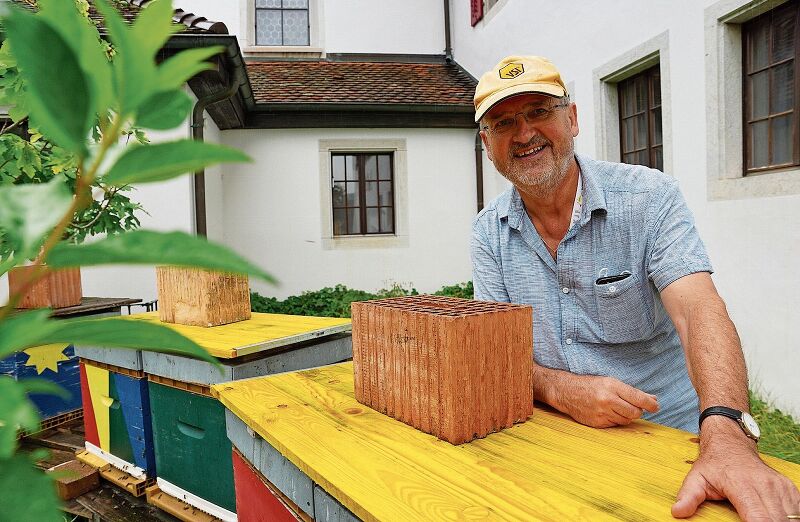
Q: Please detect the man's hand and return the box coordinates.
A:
[533,365,660,428]
[672,419,800,520]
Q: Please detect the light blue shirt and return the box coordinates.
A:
[471,155,713,432]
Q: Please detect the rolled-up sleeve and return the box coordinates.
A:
[471,216,511,303]
[646,180,713,292]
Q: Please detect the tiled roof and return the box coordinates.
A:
[247,60,477,107]
[11,0,227,34]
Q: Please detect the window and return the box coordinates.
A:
[255,0,310,46]
[331,153,395,236]
[742,1,798,173]
[618,65,663,170]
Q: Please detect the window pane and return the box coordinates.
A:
[652,107,662,145]
[283,0,308,7]
[346,181,359,206]
[771,62,794,113]
[332,182,346,207]
[651,70,661,107]
[772,5,796,62]
[622,81,635,117]
[750,71,769,119]
[365,181,378,206]
[635,77,647,113]
[347,208,360,234]
[623,152,636,164]
[634,113,647,149]
[378,155,392,180]
[623,117,634,152]
[379,181,393,206]
[749,18,770,71]
[636,150,649,166]
[366,208,379,233]
[256,0,281,7]
[750,120,769,168]
[282,10,309,46]
[654,147,663,171]
[332,155,345,181]
[256,10,282,45]
[365,155,377,180]
[771,114,793,165]
[333,209,346,235]
[380,208,394,233]
[345,155,359,181]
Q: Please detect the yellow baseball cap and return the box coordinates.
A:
[474,55,568,122]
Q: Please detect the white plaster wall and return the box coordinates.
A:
[451,0,800,417]
[176,0,444,55]
[203,116,226,243]
[219,128,476,300]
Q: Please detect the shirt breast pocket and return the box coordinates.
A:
[594,272,654,343]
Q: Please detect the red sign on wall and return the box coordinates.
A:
[471,0,483,26]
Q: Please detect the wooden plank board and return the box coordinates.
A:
[123,312,351,359]
[212,363,800,522]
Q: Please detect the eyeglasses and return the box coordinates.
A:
[482,102,570,135]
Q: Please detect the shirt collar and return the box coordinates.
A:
[500,154,608,230]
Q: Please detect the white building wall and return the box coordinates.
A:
[178,0,445,55]
[219,128,476,300]
[451,0,800,417]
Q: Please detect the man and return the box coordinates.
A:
[471,55,800,520]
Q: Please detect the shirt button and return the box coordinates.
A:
[565,338,573,345]
[562,287,570,294]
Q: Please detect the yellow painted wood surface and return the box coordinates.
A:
[121,312,351,359]
[84,364,110,451]
[212,363,800,522]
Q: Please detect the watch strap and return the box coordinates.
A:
[699,405,743,431]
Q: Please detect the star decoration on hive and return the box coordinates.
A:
[23,344,70,374]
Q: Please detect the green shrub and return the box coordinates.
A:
[251,281,473,318]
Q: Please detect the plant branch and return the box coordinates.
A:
[0,118,27,136]
[0,114,124,321]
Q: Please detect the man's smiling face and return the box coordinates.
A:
[480,93,579,198]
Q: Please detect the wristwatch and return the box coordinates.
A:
[699,406,761,442]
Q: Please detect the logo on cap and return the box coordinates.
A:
[499,63,525,79]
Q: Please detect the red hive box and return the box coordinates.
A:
[351,295,533,445]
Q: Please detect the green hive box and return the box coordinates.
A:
[129,312,352,520]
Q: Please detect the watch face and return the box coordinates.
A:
[742,412,761,439]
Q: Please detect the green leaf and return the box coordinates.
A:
[18,379,69,400]
[136,90,193,130]
[48,230,276,284]
[0,310,59,359]
[156,46,224,91]
[0,378,40,459]
[0,178,73,258]
[102,140,250,185]
[37,0,114,116]
[0,452,62,521]
[130,0,180,60]
[3,9,91,154]
[94,0,156,115]
[38,317,220,367]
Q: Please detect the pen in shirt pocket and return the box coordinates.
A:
[595,270,631,285]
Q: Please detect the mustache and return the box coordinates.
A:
[510,137,551,155]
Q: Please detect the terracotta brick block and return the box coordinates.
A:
[156,266,251,327]
[47,459,100,500]
[352,295,533,445]
[8,265,82,309]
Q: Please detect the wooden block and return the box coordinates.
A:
[156,266,251,327]
[8,265,82,309]
[351,295,534,445]
[76,450,154,497]
[47,459,100,500]
[145,485,222,522]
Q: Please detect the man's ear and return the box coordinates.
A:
[569,103,580,138]
[480,129,495,162]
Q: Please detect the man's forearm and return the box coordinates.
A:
[532,362,571,411]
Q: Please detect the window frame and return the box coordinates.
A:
[330,152,396,237]
[241,0,322,55]
[617,64,663,170]
[705,0,800,200]
[741,1,799,175]
[254,0,311,47]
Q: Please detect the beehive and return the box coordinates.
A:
[351,295,533,445]
[156,266,251,327]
